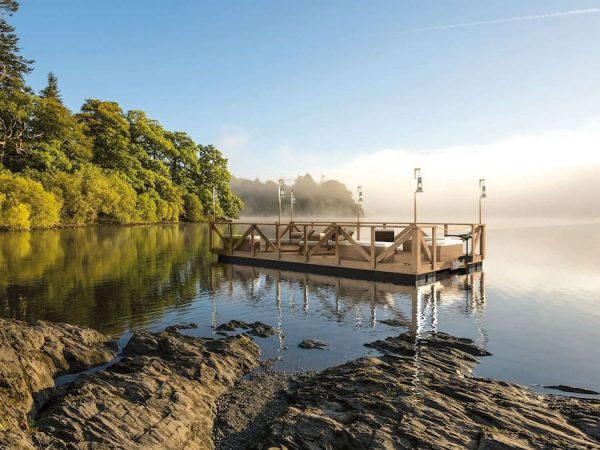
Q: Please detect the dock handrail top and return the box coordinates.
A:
[212,220,484,227]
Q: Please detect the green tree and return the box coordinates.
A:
[24,87,93,172]
[165,131,198,189]
[0,89,37,169]
[183,192,203,222]
[125,109,174,193]
[0,0,32,90]
[78,99,143,187]
[0,172,61,229]
[195,144,242,218]
[0,1,38,170]
[39,72,61,102]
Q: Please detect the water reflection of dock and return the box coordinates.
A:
[209,263,488,350]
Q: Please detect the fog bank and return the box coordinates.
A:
[298,120,600,227]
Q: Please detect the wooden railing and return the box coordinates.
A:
[210,220,485,275]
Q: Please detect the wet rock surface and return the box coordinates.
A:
[165,322,199,333]
[215,320,276,338]
[298,339,328,350]
[216,319,250,332]
[379,317,409,327]
[545,384,600,395]
[2,318,599,449]
[0,318,115,448]
[33,330,260,449]
[253,332,600,449]
[1,319,260,450]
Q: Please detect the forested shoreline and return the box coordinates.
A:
[231,174,362,217]
[0,1,241,231]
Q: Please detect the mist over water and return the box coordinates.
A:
[1,223,598,395]
[252,122,600,227]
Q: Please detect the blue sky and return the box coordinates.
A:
[12,1,600,198]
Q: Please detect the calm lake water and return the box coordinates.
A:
[1,222,599,395]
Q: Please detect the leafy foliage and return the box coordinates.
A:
[0,2,242,230]
[183,192,203,222]
[0,0,32,90]
[0,172,61,229]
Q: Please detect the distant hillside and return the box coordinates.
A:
[231,174,362,217]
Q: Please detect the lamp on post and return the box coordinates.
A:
[479,179,486,224]
[413,168,423,224]
[356,185,363,240]
[278,178,285,224]
[290,190,296,222]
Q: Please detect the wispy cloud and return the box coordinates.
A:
[407,8,600,33]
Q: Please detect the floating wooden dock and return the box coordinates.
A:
[210,221,485,285]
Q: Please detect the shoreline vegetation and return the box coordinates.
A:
[1,317,598,449]
[230,174,363,218]
[1,2,241,232]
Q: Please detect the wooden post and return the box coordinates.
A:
[444,224,448,237]
[412,226,421,274]
[356,202,360,241]
[209,221,214,252]
[276,223,281,260]
[335,225,340,265]
[413,192,417,224]
[480,224,486,259]
[431,226,437,271]
[228,223,233,255]
[251,226,255,256]
[470,225,475,259]
[303,224,308,262]
[370,226,376,269]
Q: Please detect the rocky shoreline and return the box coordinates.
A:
[1,318,260,449]
[1,317,599,449]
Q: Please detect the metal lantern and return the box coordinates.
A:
[478,178,486,224]
[413,168,423,224]
[414,168,423,193]
[356,186,363,239]
[479,179,487,199]
[277,178,286,224]
[290,190,296,222]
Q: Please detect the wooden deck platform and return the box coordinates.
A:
[210,220,485,285]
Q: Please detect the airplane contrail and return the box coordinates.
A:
[406,8,600,32]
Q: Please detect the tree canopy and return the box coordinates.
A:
[0,2,242,230]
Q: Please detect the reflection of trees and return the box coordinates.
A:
[0,224,211,335]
